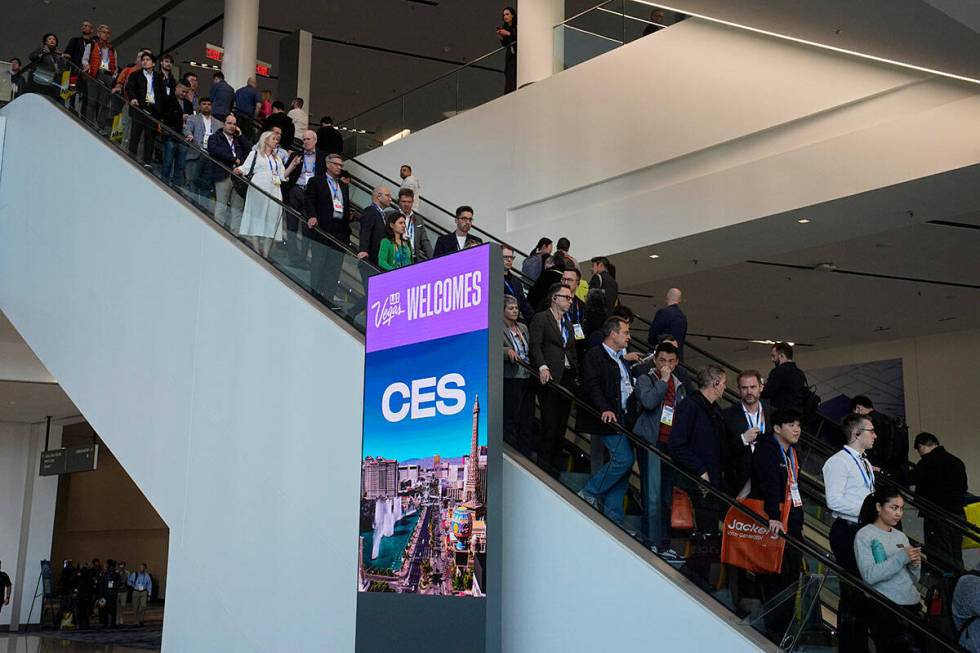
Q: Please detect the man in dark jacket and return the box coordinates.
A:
[528,283,579,471]
[125,51,167,165]
[722,369,769,497]
[749,408,804,638]
[647,287,688,358]
[283,130,327,265]
[850,395,908,481]
[261,101,295,150]
[761,341,808,412]
[304,154,349,304]
[911,432,969,569]
[668,364,728,590]
[209,71,235,121]
[351,185,392,318]
[207,115,250,230]
[159,82,189,186]
[577,317,635,526]
[316,116,344,156]
[97,560,120,628]
[589,256,619,315]
[503,246,533,322]
[433,205,482,257]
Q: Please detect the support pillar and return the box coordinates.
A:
[516,0,564,88]
[277,30,313,113]
[220,0,259,88]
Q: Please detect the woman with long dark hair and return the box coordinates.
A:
[378,214,412,270]
[854,488,924,653]
[497,7,517,93]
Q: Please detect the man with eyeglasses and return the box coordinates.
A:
[529,283,579,471]
[502,246,532,321]
[822,413,877,653]
[433,205,482,257]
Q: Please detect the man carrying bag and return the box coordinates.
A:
[722,409,805,639]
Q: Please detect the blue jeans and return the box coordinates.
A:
[638,439,673,548]
[583,433,635,523]
[160,138,187,186]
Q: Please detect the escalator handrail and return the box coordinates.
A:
[508,353,962,651]
[16,58,384,279]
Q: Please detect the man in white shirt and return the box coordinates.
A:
[287,97,308,134]
[822,412,876,653]
[399,164,421,212]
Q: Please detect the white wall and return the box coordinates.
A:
[501,456,761,652]
[731,328,980,480]
[0,343,54,383]
[0,421,61,629]
[0,95,363,652]
[354,17,980,262]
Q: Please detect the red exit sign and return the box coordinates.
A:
[205,43,271,77]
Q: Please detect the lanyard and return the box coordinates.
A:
[302,153,315,175]
[743,404,765,432]
[779,445,798,485]
[405,215,415,243]
[504,278,516,296]
[267,155,279,176]
[560,320,569,345]
[509,327,527,360]
[327,176,341,200]
[843,448,874,490]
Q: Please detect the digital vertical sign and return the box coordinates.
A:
[356,244,501,653]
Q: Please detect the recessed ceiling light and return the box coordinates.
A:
[797,218,811,224]
[648,254,660,259]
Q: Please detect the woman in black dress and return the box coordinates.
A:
[497,7,517,94]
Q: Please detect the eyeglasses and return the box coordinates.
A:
[861,427,876,433]
[555,294,573,301]
[457,217,473,222]
[502,255,514,260]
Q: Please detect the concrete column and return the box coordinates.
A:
[220,0,259,88]
[516,0,564,88]
[277,30,313,113]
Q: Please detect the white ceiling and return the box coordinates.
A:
[0,380,79,423]
[618,167,980,360]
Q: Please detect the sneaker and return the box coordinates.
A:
[577,489,599,509]
[653,547,685,565]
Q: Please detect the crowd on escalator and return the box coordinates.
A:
[500,244,978,651]
[9,17,980,652]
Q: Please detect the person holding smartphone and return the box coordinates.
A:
[854,488,924,653]
[496,7,517,93]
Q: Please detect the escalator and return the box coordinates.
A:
[7,62,973,652]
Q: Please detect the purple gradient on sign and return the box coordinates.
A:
[366,245,490,353]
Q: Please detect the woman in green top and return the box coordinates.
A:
[378,214,413,271]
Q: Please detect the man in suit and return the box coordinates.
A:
[303,153,349,305]
[529,283,579,471]
[283,130,327,266]
[589,256,619,315]
[503,246,533,322]
[647,287,688,358]
[668,364,728,591]
[182,96,221,207]
[433,205,483,257]
[391,188,432,261]
[207,114,249,231]
[761,341,809,412]
[351,185,392,316]
[722,369,769,497]
[125,51,167,166]
[578,316,636,527]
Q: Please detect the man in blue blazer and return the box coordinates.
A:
[206,114,250,231]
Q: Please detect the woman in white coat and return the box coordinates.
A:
[235,130,300,257]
